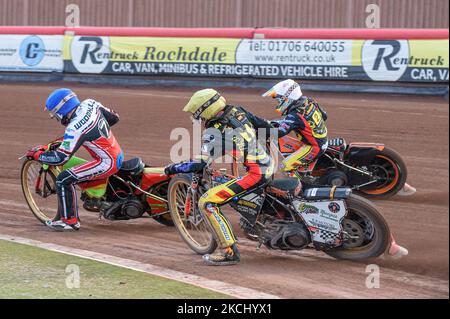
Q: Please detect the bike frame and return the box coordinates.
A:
[276,135,387,183]
[192,167,347,251]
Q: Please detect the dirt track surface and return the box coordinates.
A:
[0,83,448,298]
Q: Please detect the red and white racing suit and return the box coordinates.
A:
[39,99,123,223]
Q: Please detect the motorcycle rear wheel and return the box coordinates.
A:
[325,194,390,260]
[21,160,59,224]
[358,147,407,199]
[168,174,217,255]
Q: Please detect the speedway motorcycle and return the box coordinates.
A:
[231,136,410,199]
[167,167,391,260]
[20,139,173,225]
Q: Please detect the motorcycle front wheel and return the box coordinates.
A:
[325,194,390,260]
[167,174,217,255]
[21,160,59,224]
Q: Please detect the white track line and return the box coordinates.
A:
[0,234,280,299]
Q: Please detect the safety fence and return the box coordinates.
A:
[0,27,448,83]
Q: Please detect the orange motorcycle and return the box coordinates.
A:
[232,136,410,199]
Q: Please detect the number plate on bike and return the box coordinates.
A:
[293,199,347,244]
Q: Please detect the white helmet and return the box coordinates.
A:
[262,79,302,115]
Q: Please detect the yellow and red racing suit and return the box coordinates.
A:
[170,105,274,248]
[276,97,328,172]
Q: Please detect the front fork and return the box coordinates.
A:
[35,164,56,198]
[185,175,200,220]
[187,174,217,231]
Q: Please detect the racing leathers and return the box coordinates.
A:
[168,105,274,249]
[38,99,124,224]
[275,96,328,172]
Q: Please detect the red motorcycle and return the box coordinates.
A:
[20,139,173,226]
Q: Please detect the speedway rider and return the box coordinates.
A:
[262,79,328,174]
[165,89,274,266]
[27,88,123,231]
[263,79,408,259]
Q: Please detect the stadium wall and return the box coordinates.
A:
[0,27,448,87]
[0,0,449,28]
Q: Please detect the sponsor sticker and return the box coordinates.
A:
[63,134,74,140]
[61,141,71,150]
[211,209,231,241]
[328,202,341,213]
[299,203,319,215]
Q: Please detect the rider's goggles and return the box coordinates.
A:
[192,93,221,120]
[46,92,76,121]
[263,89,287,108]
[275,95,286,105]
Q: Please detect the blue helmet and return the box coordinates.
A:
[45,88,80,121]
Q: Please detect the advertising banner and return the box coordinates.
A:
[61,35,449,83]
[0,35,63,72]
[63,36,240,75]
[356,39,449,82]
[235,39,354,79]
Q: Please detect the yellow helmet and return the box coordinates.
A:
[183,89,227,121]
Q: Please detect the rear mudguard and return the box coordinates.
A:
[140,167,171,190]
[344,143,385,166]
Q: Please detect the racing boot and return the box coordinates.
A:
[202,243,240,266]
[397,183,417,196]
[46,218,80,231]
[384,235,408,259]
